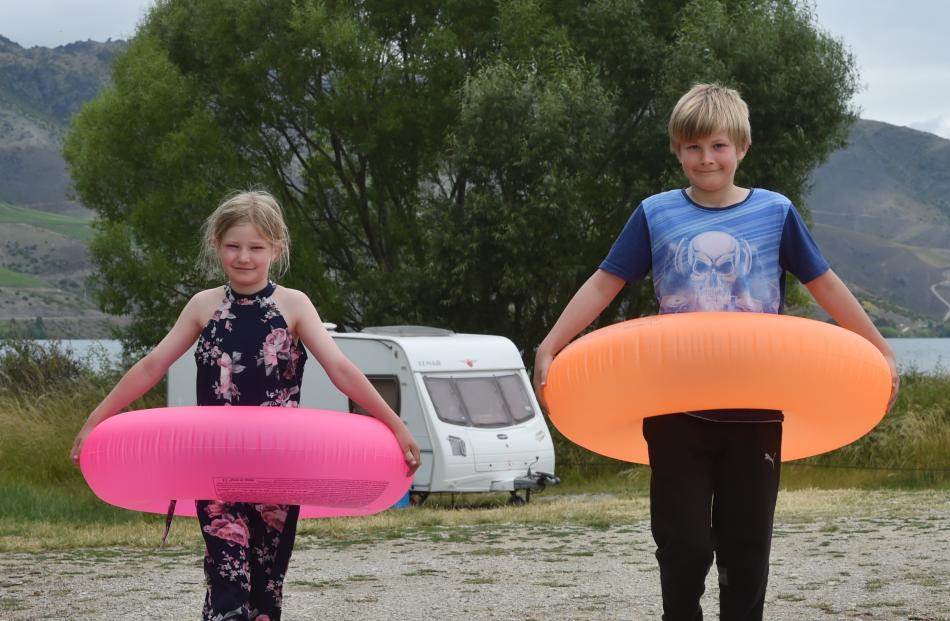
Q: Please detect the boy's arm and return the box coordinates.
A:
[533,269,626,407]
[804,269,900,411]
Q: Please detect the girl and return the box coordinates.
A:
[70,189,420,621]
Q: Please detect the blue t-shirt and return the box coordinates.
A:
[600,188,829,422]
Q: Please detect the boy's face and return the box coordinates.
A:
[675,131,749,196]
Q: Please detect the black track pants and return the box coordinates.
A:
[644,414,781,621]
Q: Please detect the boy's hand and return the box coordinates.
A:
[885,353,900,413]
[532,349,554,412]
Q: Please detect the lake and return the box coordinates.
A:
[21,337,950,376]
[885,338,949,375]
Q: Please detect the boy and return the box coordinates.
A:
[533,83,899,620]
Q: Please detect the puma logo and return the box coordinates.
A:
[764,452,776,469]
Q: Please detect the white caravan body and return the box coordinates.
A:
[167,326,557,497]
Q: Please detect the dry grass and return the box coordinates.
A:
[2,489,947,553]
[0,344,946,555]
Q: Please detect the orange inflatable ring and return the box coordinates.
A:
[544,312,891,463]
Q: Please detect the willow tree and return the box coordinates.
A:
[66,0,857,356]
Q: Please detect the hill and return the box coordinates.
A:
[0,35,125,215]
[0,201,120,338]
[0,35,126,337]
[805,119,950,328]
[0,35,947,336]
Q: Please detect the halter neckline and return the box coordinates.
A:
[225,280,275,302]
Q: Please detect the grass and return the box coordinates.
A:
[550,368,950,491]
[1,488,946,553]
[0,265,51,288]
[0,202,94,242]
[0,341,947,552]
[790,369,950,487]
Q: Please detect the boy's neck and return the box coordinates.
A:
[686,185,750,208]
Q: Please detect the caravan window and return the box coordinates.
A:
[497,374,535,423]
[456,378,510,427]
[349,375,401,416]
[424,373,536,428]
[423,377,468,424]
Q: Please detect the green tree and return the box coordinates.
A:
[31,317,47,339]
[65,0,857,358]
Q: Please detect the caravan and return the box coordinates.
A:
[168,325,558,505]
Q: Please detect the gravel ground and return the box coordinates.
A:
[2,511,948,620]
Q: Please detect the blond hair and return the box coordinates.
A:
[668,83,751,153]
[199,189,291,278]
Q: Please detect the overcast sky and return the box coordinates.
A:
[0,0,947,139]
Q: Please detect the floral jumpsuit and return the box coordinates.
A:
[194,281,308,621]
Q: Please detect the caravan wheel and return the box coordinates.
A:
[409,492,429,507]
[507,492,526,506]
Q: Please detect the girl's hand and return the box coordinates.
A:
[394,426,421,475]
[70,426,92,466]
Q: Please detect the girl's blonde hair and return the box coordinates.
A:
[199,190,291,278]
[668,83,751,153]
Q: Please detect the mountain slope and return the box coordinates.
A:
[0,35,947,333]
[0,35,125,214]
[805,119,950,323]
[0,37,126,337]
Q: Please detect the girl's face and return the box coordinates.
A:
[216,222,277,293]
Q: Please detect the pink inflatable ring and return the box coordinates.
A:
[80,406,412,518]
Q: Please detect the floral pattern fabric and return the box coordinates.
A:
[195,281,306,408]
[194,281,307,621]
[197,500,300,621]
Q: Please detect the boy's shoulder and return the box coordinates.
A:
[640,187,794,211]
[745,187,793,206]
[641,188,687,208]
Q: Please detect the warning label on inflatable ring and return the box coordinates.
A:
[213,477,388,508]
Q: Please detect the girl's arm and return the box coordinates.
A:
[70,292,210,464]
[289,291,421,473]
[533,269,626,407]
[804,269,900,411]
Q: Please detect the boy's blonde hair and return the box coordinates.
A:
[668,83,751,153]
[199,189,291,278]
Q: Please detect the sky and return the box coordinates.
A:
[0,0,948,139]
